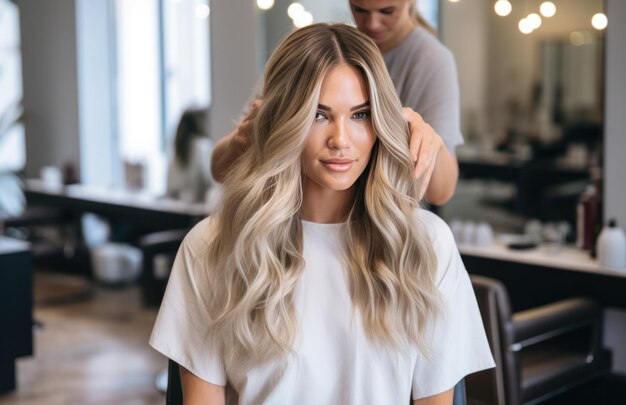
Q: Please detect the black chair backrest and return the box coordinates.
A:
[468,275,514,405]
[166,359,467,405]
[167,359,183,405]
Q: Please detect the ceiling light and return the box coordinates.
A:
[518,18,533,34]
[195,4,210,19]
[540,2,556,18]
[287,3,304,19]
[494,0,512,17]
[527,13,542,29]
[569,31,584,46]
[591,13,607,30]
[256,0,274,11]
[293,10,313,28]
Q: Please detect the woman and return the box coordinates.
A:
[166,108,215,204]
[211,0,461,205]
[151,24,493,404]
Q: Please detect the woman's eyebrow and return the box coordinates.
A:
[318,103,331,111]
[317,101,370,111]
[350,101,370,111]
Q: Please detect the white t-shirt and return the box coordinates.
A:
[150,209,494,403]
[384,25,464,153]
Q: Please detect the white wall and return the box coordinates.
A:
[605,0,626,229]
[603,0,626,376]
[440,0,489,137]
[19,0,80,179]
[208,1,263,140]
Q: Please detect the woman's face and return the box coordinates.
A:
[301,64,376,197]
[349,0,414,53]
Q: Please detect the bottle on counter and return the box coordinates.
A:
[596,219,626,269]
[576,185,599,251]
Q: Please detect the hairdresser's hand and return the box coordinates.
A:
[211,99,261,183]
[232,99,262,151]
[403,107,445,199]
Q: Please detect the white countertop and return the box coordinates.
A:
[0,237,30,255]
[459,241,626,278]
[26,179,209,217]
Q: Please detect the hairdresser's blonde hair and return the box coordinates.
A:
[409,0,436,34]
[205,23,439,371]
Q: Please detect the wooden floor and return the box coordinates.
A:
[0,271,166,405]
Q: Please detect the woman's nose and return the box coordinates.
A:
[328,119,350,151]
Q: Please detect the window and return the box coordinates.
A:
[0,0,25,173]
[77,0,210,193]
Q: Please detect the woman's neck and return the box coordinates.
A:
[301,180,355,224]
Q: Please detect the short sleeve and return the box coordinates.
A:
[149,218,227,386]
[416,50,463,153]
[412,211,495,399]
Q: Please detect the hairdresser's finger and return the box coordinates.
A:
[419,153,438,199]
[249,99,262,118]
[413,135,433,180]
[403,107,425,162]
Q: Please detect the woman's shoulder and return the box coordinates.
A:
[414,208,455,246]
[181,216,216,258]
[414,208,461,286]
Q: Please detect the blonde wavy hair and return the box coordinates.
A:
[205,23,440,370]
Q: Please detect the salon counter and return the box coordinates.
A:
[459,241,626,311]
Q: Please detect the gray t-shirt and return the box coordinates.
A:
[384,26,463,152]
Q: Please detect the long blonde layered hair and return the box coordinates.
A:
[205,23,439,370]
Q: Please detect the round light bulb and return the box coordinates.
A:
[569,31,584,46]
[195,4,210,19]
[256,0,274,10]
[518,18,533,34]
[540,1,556,18]
[527,13,542,29]
[293,10,313,27]
[591,13,607,30]
[287,3,304,19]
[494,0,512,17]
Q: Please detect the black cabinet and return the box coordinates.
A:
[0,237,33,393]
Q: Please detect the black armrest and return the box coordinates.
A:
[139,229,187,307]
[139,229,187,253]
[510,298,600,347]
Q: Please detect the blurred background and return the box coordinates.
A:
[1,0,625,404]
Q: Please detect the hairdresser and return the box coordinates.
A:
[211,0,461,205]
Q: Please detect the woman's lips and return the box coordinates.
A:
[321,158,355,172]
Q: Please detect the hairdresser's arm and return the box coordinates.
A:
[403,108,458,205]
[180,366,225,405]
[413,387,454,405]
[211,100,260,183]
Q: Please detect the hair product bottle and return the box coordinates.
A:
[597,219,626,269]
[576,185,598,251]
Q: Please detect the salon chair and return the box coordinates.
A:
[466,275,611,405]
[165,359,467,405]
[138,228,187,307]
[2,206,70,257]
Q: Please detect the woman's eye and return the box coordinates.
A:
[314,112,327,121]
[353,111,371,120]
[380,8,395,15]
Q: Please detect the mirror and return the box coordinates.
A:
[438,0,605,232]
[253,0,604,233]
